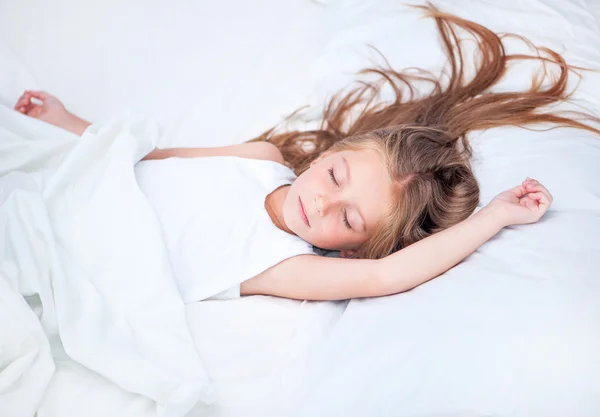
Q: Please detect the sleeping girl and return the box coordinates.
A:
[13,4,599,302]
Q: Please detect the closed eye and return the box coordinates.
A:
[328,167,339,187]
[329,167,352,230]
[343,209,352,230]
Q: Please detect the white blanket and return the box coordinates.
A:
[0,106,214,417]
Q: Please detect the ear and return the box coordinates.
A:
[340,249,356,258]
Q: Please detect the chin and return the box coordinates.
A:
[295,228,312,243]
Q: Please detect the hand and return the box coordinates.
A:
[486,178,553,227]
[14,90,72,125]
[14,90,91,136]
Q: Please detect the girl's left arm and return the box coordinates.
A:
[242,205,503,300]
[241,179,552,300]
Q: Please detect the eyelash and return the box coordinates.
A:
[328,167,352,230]
[342,213,352,230]
[328,167,339,186]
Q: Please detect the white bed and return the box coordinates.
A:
[0,2,343,417]
[1,0,599,416]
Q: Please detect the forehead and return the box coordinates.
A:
[329,148,394,231]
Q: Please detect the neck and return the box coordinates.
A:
[265,185,294,235]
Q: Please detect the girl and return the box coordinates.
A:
[14,5,599,302]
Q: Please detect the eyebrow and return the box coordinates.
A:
[342,156,351,184]
[342,156,366,233]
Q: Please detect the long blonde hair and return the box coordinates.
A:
[250,3,600,259]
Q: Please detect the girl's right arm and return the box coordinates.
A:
[142,143,284,164]
[241,179,553,300]
[14,90,284,164]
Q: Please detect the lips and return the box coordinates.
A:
[298,197,310,227]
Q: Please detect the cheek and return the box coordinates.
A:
[283,184,310,235]
[297,168,328,192]
[312,221,348,247]
[282,189,298,225]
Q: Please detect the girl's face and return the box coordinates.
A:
[282,148,394,257]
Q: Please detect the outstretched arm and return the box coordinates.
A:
[242,179,553,300]
[375,203,503,295]
[14,91,285,163]
[142,142,284,164]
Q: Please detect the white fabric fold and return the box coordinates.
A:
[0,106,215,417]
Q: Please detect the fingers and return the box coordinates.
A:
[522,177,538,190]
[14,90,47,118]
[522,177,538,186]
[14,91,32,113]
[517,177,553,223]
[521,194,540,210]
[528,190,550,205]
[507,184,527,199]
[526,191,551,215]
[14,90,50,110]
[523,178,553,204]
[27,90,50,101]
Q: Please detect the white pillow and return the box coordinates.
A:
[293,1,600,416]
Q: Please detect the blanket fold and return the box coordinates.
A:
[0,106,215,417]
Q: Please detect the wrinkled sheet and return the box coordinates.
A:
[0,105,214,417]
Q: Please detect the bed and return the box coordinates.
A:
[1,1,599,416]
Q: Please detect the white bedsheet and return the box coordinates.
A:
[0,109,214,417]
[291,0,600,416]
[35,296,347,417]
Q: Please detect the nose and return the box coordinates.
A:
[314,194,334,216]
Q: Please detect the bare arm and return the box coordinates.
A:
[61,113,91,136]
[142,142,284,164]
[242,206,503,300]
[242,180,553,300]
[13,91,282,164]
[375,206,503,295]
